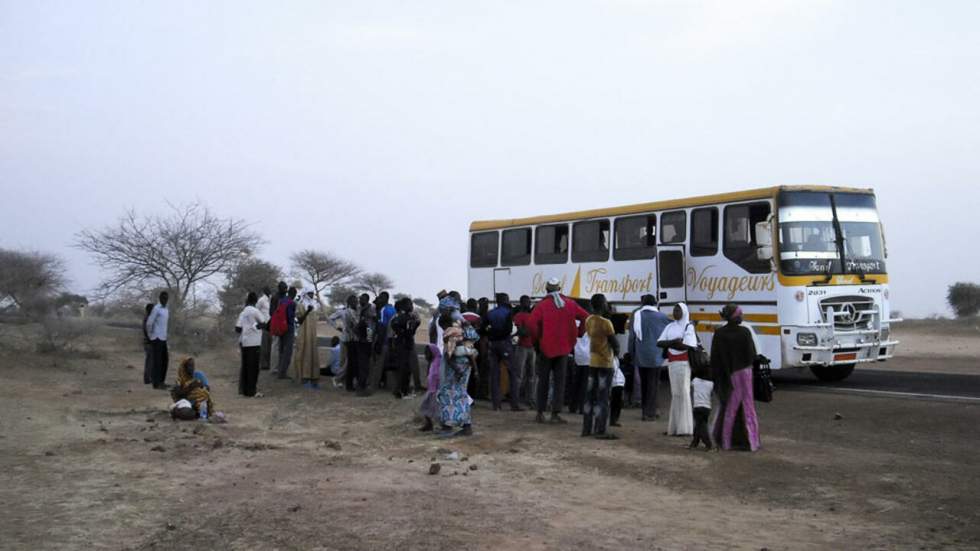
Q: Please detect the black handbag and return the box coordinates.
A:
[753,356,774,402]
[687,323,710,371]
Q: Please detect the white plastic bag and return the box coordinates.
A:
[612,357,625,388]
[170,399,192,410]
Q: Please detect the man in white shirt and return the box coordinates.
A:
[327,303,350,388]
[236,291,269,397]
[145,291,170,389]
[257,287,272,370]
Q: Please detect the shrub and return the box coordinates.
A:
[0,248,66,314]
[34,317,100,354]
[947,282,980,318]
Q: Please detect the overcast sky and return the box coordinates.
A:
[1,1,977,316]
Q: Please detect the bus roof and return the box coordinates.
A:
[469,185,874,232]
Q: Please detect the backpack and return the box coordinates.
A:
[269,301,289,337]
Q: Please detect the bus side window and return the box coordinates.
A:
[572,219,611,262]
[535,224,569,264]
[723,202,771,273]
[660,211,686,244]
[691,207,719,256]
[659,250,685,288]
[470,232,499,268]
[613,215,656,260]
[501,228,532,266]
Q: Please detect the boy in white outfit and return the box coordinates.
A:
[690,365,714,450]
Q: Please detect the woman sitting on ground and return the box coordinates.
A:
[171,357,214,420]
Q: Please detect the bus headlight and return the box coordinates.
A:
[797,333,818,346]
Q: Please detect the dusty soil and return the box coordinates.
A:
[886,326,980,375]
[1,323,978,550]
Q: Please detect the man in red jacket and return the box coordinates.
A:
[529,277,589,424]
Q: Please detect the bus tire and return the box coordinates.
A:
[810,364,855,382]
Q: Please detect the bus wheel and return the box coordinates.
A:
[810,364,855,382]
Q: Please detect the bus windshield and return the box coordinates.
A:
[777,191,887,276]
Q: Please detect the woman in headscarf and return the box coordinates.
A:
[293,288,321,389]
[711,304,761,451]
[656,302,696,436]
[436,313,476,437]
[172,357,214,419]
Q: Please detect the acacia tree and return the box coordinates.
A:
[75,203,263,308]
[328,283,358,307]
[219,258,282,317]
[0,248,67,313]
[947,282,980,318]
[354,272,395,297]
[290,249,360,298]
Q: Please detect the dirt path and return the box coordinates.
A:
[1,326,978,550]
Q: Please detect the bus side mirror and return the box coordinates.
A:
[755,221,773,262]
[756,245,773,262]
[755,221,772,247]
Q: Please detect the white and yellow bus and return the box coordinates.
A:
[468,185,900,381]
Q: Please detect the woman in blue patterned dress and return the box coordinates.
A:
[437,314,477,437]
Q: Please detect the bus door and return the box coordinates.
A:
[493,268,511,299]
[657,245,687,308]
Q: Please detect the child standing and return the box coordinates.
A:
[610,354,627,427]
[690,366,714,450]
[418,344,445,432]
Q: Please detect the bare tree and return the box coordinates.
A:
[290,249,360,298]
[354,272,395,297]
[75,203,263,308]
[0,248,67,313]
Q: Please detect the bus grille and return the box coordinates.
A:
[820,296,876,331]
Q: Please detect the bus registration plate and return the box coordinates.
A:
[834,352,857,362]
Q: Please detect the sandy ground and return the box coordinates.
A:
[1,323,978,550]
[880,327,980,375]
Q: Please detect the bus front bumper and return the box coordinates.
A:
[782,326,900,367]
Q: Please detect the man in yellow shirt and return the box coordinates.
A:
[582,294,620,440]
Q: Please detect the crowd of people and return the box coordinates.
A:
[141,276,764,450]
